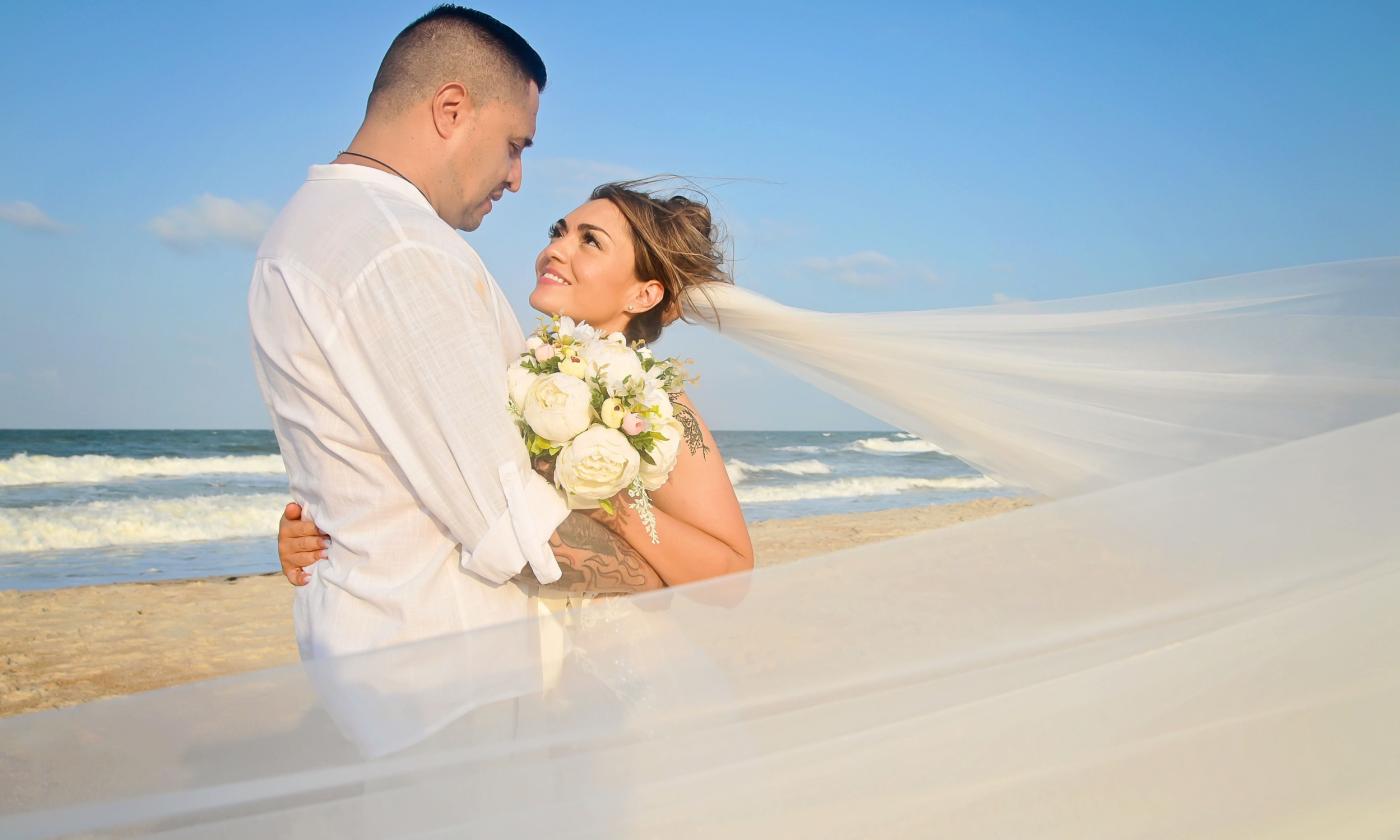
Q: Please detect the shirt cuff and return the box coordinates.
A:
[460,463,569,585]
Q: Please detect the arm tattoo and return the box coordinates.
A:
[671,399,711,458]
[519,512,663,594]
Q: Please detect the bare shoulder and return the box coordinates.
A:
[669,392,715,460]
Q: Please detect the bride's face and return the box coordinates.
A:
[531,199,649,335]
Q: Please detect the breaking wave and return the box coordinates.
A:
[0,493,286,553]
[0,454,286,487]
[848,436,948,455]
[726,459,832,484]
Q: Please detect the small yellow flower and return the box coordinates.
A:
[559,353,587,378]
[600,397,625,429]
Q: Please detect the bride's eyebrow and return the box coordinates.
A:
[577,223,611,241]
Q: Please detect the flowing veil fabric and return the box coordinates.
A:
[2,258,1399,838]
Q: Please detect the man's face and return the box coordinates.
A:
[448,81,539,231]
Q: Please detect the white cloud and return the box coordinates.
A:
[800,250,938,287]
[0,201,68,233]
[148,194,273,250]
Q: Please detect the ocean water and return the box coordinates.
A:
[0,429,1014,590]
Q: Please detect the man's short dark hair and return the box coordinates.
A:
[368,5,546,114]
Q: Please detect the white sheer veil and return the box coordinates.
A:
[2,258,1398,838]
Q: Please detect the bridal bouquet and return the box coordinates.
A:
[507,315,693,543]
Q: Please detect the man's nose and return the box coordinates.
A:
[507,157,523,193]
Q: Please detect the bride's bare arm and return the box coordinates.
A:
[277,503,662,593]
[516,512,665,594]
[595,393,754,586]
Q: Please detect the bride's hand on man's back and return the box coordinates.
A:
[278,501,329,586]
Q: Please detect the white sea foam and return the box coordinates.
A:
[848,436,948,455]
[0,493,287,553]
[726,459,832,484]
[775,445,826,454]
[736,475,998,504]
[0,453,286,487]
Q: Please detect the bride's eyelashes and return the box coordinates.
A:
[545,220,602,249]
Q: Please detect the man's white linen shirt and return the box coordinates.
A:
[249,164,568,660]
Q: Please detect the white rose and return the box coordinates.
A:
[581,339,645,393]
[639,416,684,491]
[522,373,593,443]
[555,425,640,504]
[506,361,538,410]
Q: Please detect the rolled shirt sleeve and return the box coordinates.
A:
[311,241,568,584]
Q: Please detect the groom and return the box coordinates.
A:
[251,6,660,660]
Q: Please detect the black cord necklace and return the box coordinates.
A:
[336,150,432,205]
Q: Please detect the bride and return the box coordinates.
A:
[276,180,756,593]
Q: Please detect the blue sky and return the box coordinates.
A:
[2,0,1397,429]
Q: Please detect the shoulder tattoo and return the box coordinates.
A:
[671,398,711,459]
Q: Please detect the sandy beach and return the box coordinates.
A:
[0,497,1030,718]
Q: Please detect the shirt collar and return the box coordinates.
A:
[307,163,434,212]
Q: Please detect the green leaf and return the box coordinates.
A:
[598,497,615,516]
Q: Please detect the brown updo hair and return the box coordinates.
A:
[589,178,733,344]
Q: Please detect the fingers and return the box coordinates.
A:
[279,538,327,587]
[279,510,324,541]
[294,535,329,556]
[279,500,328,586]
[282,557,313,587]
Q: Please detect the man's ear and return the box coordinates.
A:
[431,82,475,139]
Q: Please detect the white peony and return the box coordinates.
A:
[647,387,675,420]
[554,425,640,505]
[506,361,538,410]
[639,416,685,491]
[581,339,645,393]
[522,373,593,443]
